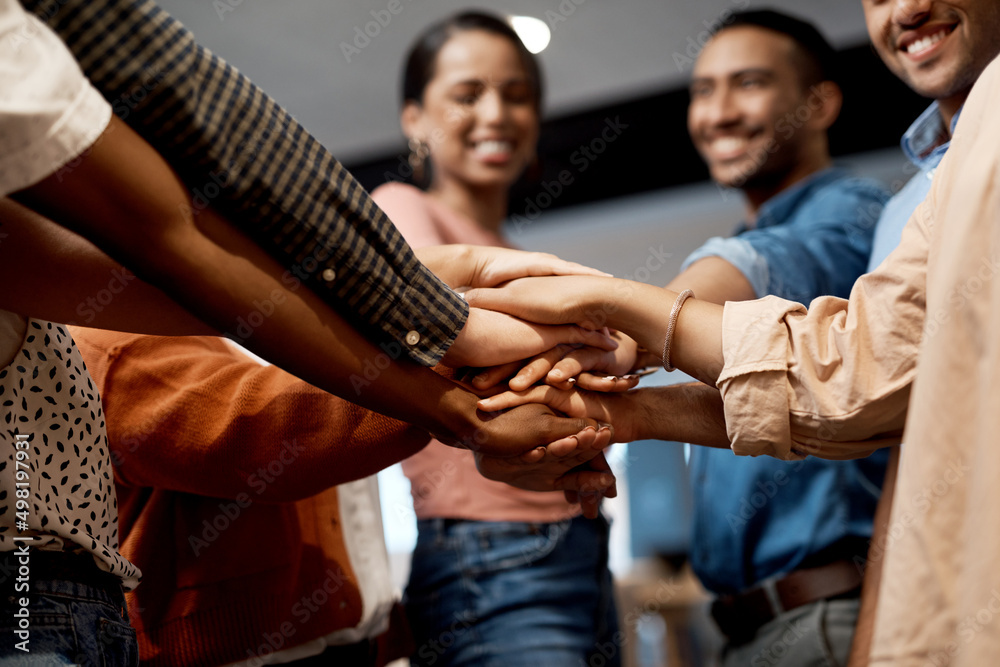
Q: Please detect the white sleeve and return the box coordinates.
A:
[0,0,111,197]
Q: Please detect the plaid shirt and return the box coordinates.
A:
[23,0,467,366]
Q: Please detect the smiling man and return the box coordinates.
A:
[848,1,1000,665]
[672,11,891,667]
[862,0,1000,271]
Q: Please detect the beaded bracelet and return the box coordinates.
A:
[661,289,694,372]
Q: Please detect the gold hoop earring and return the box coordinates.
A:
[407,137,430,183]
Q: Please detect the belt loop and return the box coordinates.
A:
[759,577,785,618]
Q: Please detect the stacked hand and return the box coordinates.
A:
[426,255,655,509]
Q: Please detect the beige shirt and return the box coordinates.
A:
[716,54,1000,665]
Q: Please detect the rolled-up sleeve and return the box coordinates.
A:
[682,236,772,298]
[716,200,933,460]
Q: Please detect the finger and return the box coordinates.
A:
[564,490,580,504]
[576,372,640,393]
[540,432,584,459]
[588,451,619,498]
[546,348,610,384]
[593,424,615,450]
[579,492,602,519]
[542,412,612,453]
[463,286,513,314]
[526,256,612,279]
[517,446,547,464]
[551,470,616,494]
[509,347,567,392]
[568,326,619,351]
[478,385,570,413]
[471,360,523,390]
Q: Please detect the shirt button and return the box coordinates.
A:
[405,330,421,346]
[321,268,336,283]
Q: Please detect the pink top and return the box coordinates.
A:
[372,182,580,522]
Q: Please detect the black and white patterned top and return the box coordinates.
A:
[0,317,140,589]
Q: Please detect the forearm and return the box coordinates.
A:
[15,117,480,445]
[0,198,213,335]
[581,279,726,386]
[625,383,731,448]
[75,330,429,501]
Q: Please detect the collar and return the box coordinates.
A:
[901,101,961,170]
[746,167,844,231]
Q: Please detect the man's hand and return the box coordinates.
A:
[415,245,611,290]
[442,307,617,368]
[477,385,641,445]
[434,395,619,459]
[475,427,617,519]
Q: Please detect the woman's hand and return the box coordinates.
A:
[468,334,643,393]
[442,307,617,369]
[415,245,611,289]
[464,275,627,329]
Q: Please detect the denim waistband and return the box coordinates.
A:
[1,548,128,612]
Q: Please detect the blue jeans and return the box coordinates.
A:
[0,553,138,666]
[406,515,620,667]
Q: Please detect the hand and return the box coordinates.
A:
[438,398,615,461]
[465,275,629,329]
[564,452,618,518]
[477,384,640,444]
[415,245,611,289]
[442,307,617,368]
[500,332,645,391]
[467,333,639,392]
[475,427,617,519]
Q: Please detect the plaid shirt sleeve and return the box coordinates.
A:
[23,0,468,366]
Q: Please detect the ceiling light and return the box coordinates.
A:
[509,15,551,54]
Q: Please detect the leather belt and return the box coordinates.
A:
[710,559,863,644]
[286,638,378,666]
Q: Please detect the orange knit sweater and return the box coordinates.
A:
[72,327,428,667]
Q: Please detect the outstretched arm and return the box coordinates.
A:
[14,116,610,464]
[472,255,756,392]
[465,226,924,461]
[0,198,213,335]
[479,382,731,449]
[73,328,429,502]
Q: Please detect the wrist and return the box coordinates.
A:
[428,380,482,448]
[604,282,675,351]
[617,389,650,443]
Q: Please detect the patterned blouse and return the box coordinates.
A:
[0,316,140,589]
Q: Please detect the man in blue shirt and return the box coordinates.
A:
[667,11,890,666]
[679,4,1000,665]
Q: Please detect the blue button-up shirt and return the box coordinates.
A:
[868,102,958,270]
[681,167,891,595]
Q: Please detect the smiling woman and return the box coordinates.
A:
[370,12,621,667]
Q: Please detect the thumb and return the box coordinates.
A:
[546,416,614,450]
[462,287,500,310]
